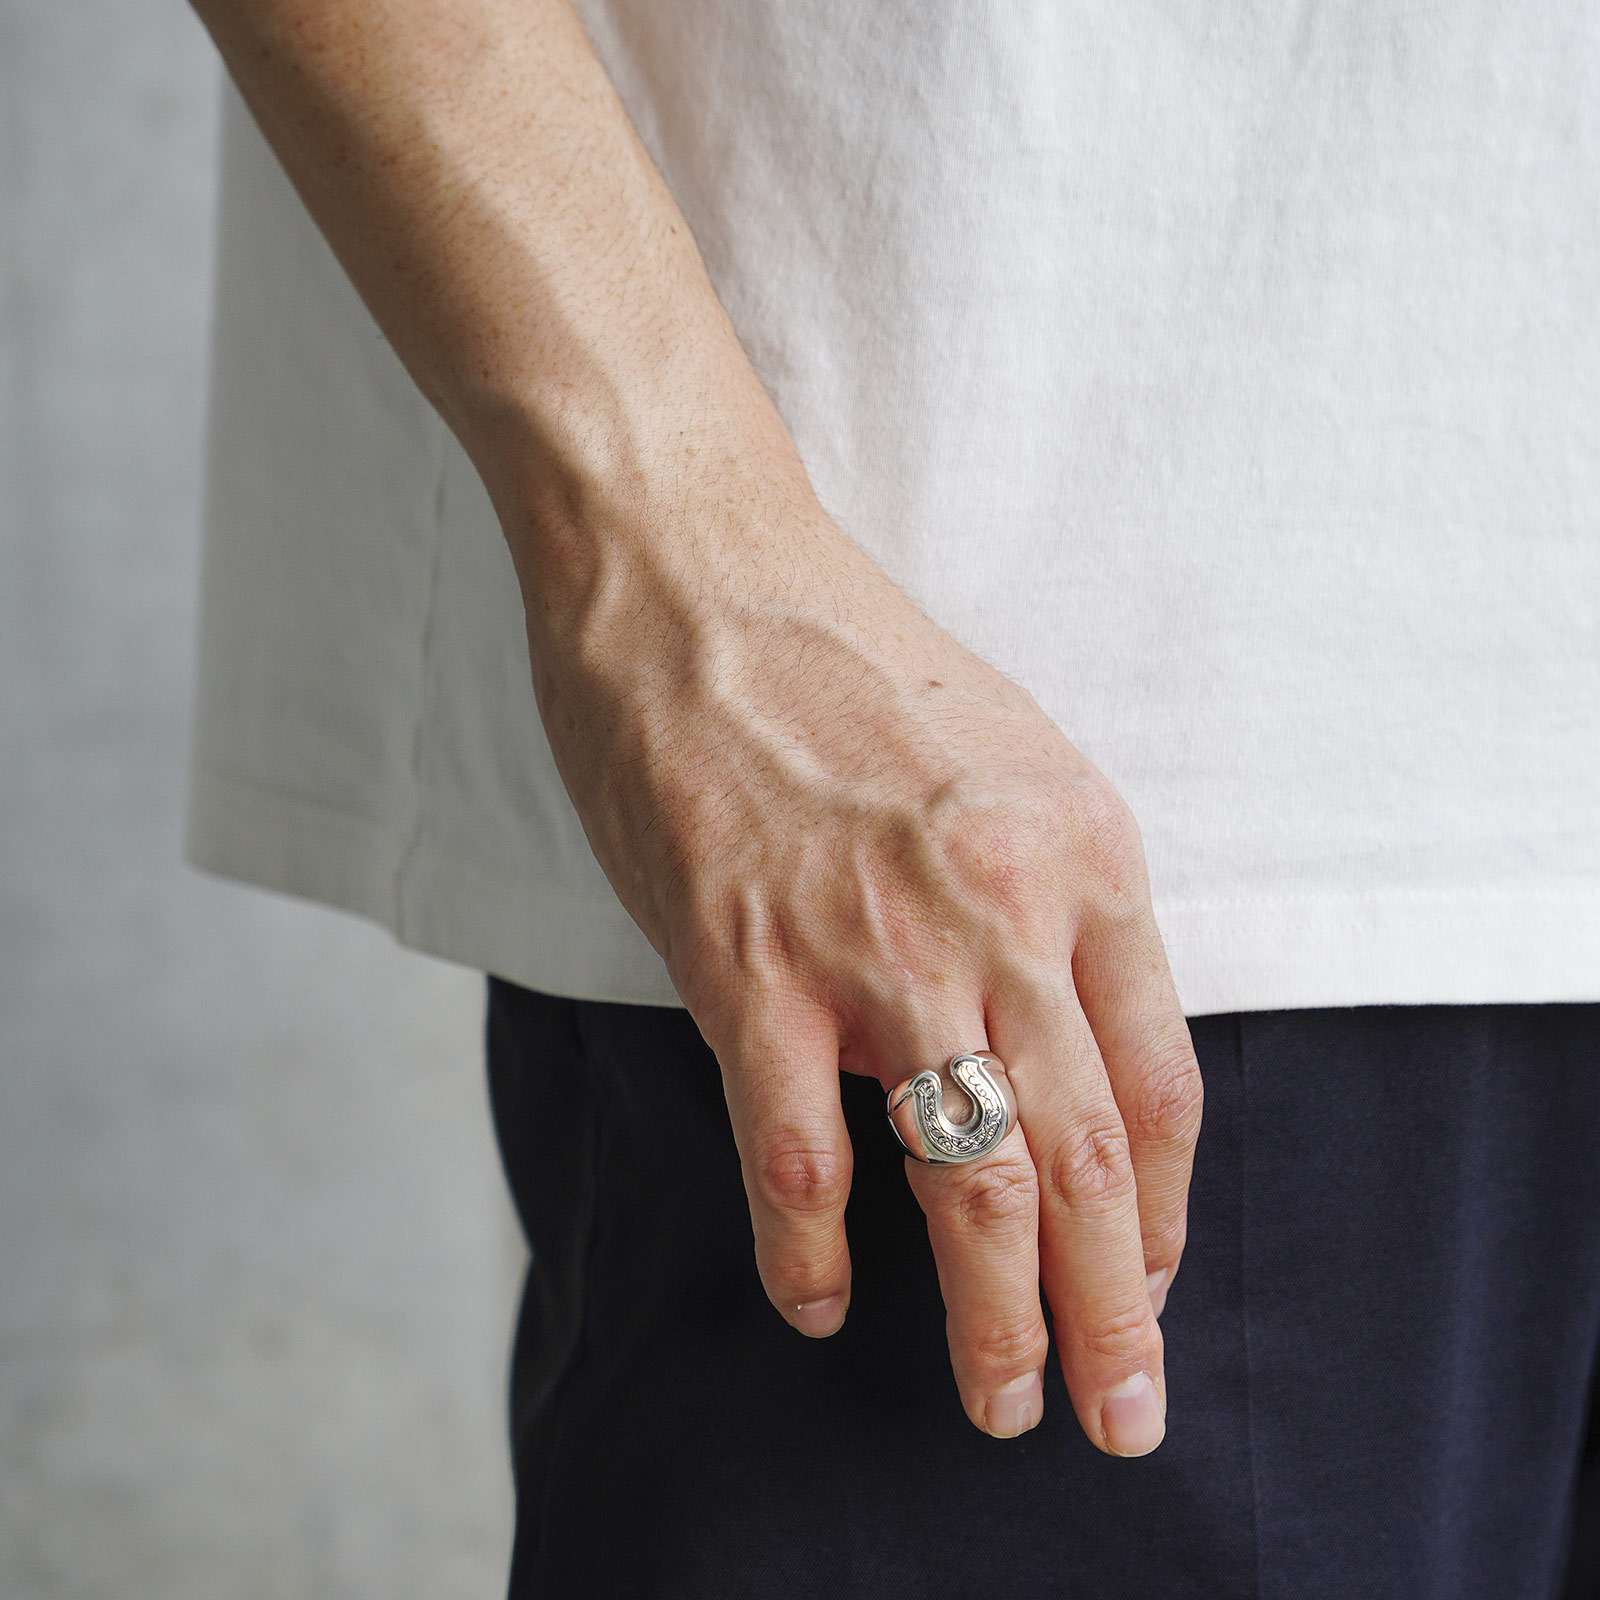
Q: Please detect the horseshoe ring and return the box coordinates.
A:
[886,1052,1018,1165]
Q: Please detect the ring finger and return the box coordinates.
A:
[900,1051,1051,1439]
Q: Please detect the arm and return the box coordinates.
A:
[190,0,1201,1453]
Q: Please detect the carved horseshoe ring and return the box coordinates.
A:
[886,1052,1018,1165]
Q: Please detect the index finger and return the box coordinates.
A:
[709,993,856,1339]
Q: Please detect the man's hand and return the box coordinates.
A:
[514,476,1201,1450]
[191,0,1201,1451]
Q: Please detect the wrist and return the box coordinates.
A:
[477,381,824,654]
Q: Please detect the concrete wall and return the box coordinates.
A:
[0,4,522,1594]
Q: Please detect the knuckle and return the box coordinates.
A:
[763,1244,840,1303]
[1045,1115,1136,1213]
[676,888,793,1007]
[1144,1209,1189,1271]
[753,1137,851,1218]
[989,963,1080,1038]
[965,1313,1051,1376]
[1064,778,1146,908]
[953,825,1035,917]
[953,1160,1038,1236]
[1126,1043,1205,1147]
[1077,1297,1161,1366]
[926,791,1047,921]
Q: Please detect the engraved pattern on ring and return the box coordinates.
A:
[892,1053,1012,1164]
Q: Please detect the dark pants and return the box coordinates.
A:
[485,984,1600,1599]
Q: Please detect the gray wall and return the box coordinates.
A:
[1,4,522,1594]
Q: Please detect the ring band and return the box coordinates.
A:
[886,1052,1017,1164]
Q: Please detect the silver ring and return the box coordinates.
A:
[886,1052,1017,1165]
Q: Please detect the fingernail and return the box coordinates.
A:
[1146,1268,1170,1319]
[792,1296,846,1337]
[1101,1371,1165,1457]
[984,1370,1044,1438]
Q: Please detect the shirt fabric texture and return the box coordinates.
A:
[188,3,1600,1015]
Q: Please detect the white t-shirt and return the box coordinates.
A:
[188,3,1600,1016]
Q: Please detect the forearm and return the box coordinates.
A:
[190,0,812,601]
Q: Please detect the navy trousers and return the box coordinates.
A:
[485,986,1600,1598]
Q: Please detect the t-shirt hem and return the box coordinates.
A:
[185,768,1600,1017]
[1154,887,1600,1016]
[184,767,684,1008]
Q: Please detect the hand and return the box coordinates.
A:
[187,0,1199,1451]
[522,484,1203,1454]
